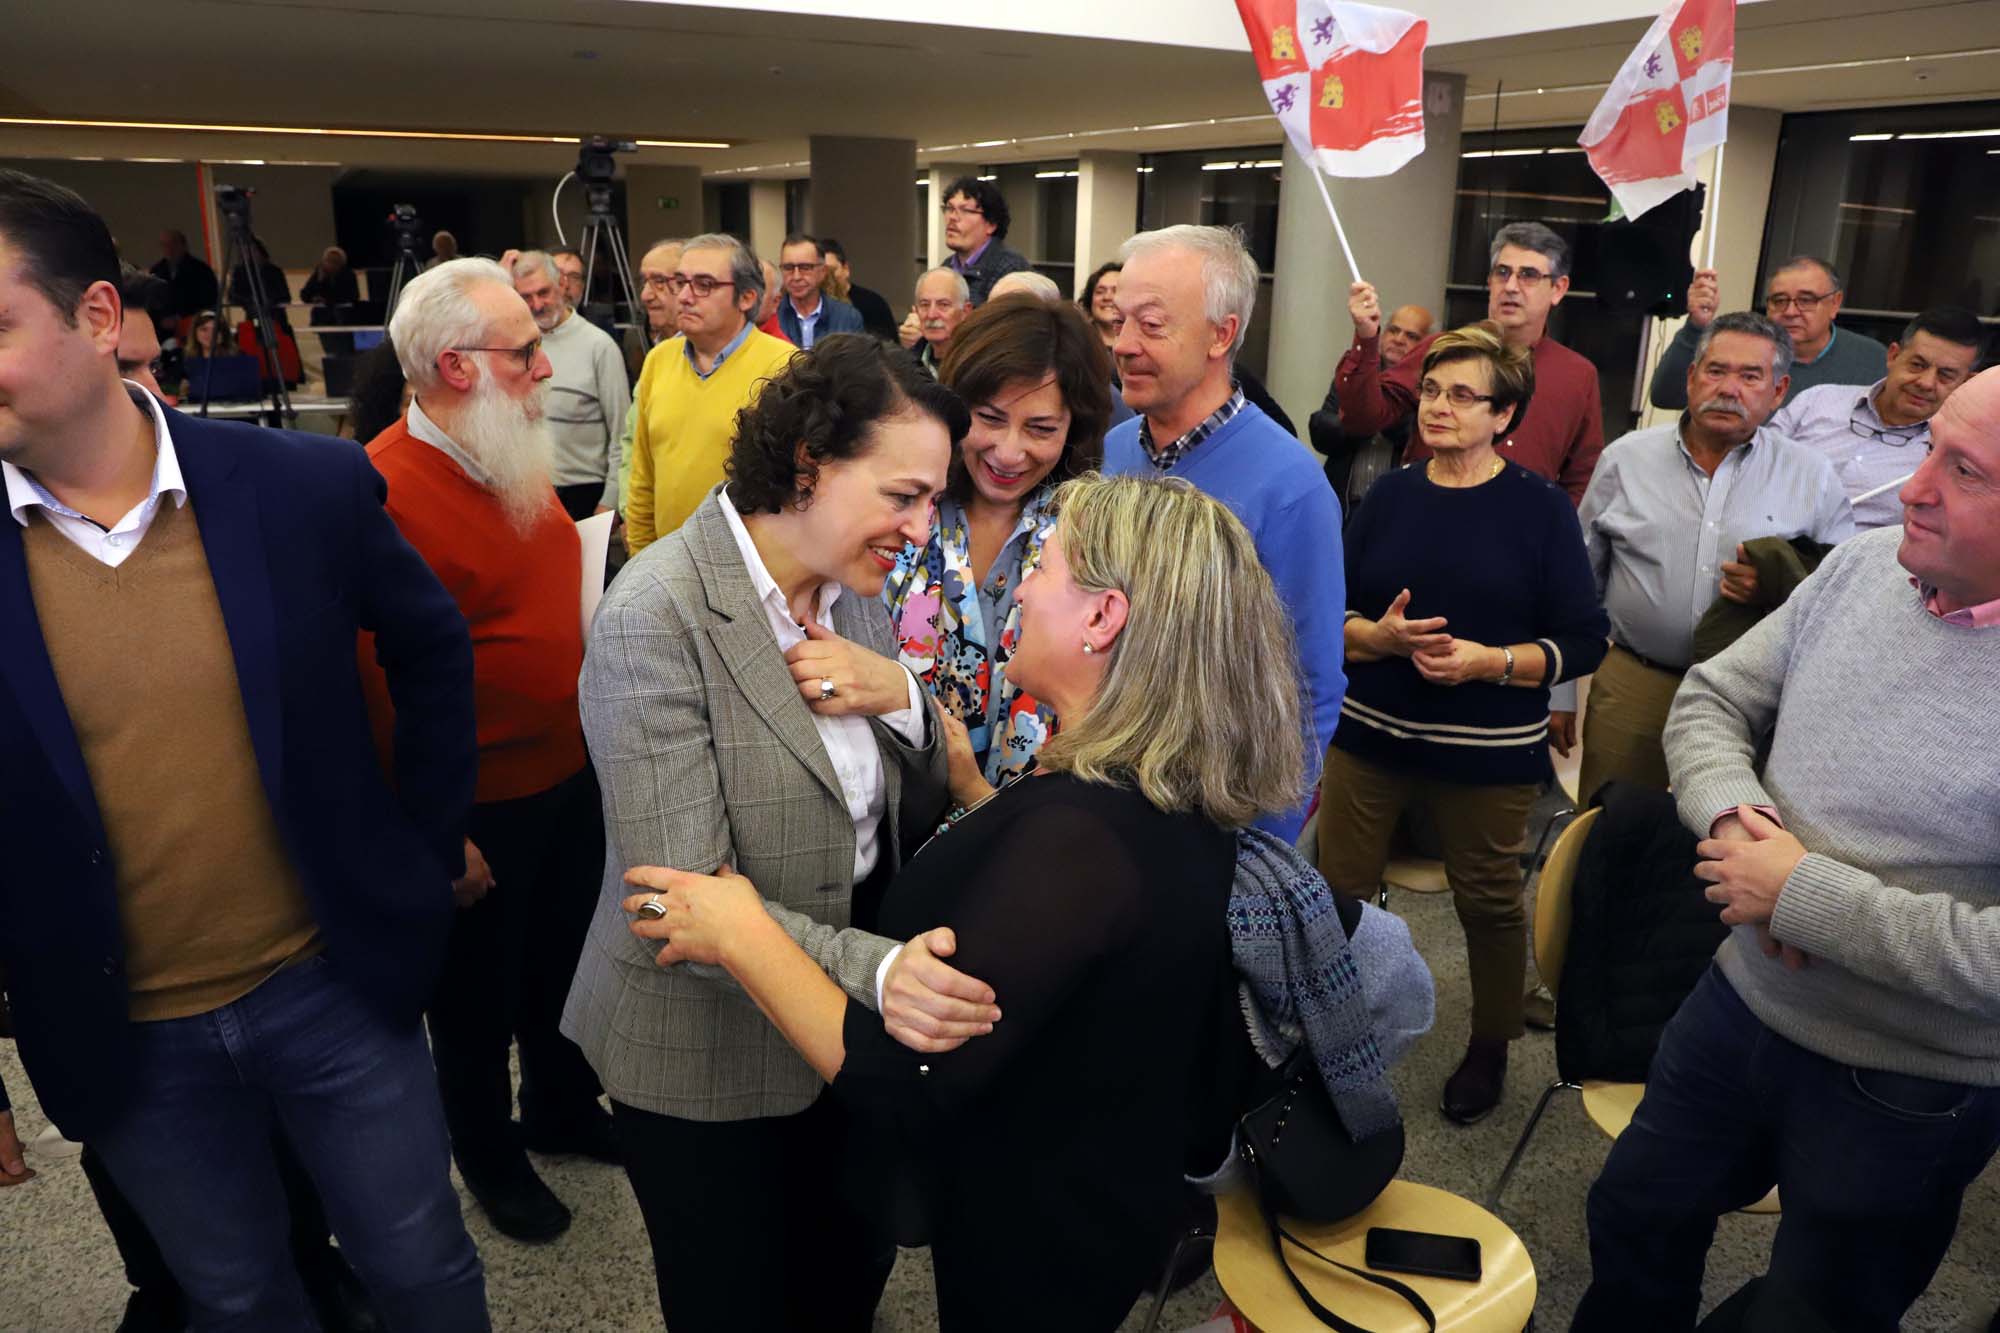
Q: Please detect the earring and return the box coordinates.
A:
[1081,642,1095,654]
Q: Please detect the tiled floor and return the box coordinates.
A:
[3,881,1994,1331]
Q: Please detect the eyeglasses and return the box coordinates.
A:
[1766,292,1831,313]
[640,274,675,291]
[665,274,736,298]
[1849,414,1927,448]
[779,262,822,275]
[452,339,541,372]
[1418,379,1498,408]
[1488,263,1552,288]
[939,204,985,220]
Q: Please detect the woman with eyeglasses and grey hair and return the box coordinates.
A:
[1318,321,1608,1126]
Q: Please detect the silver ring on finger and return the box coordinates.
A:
[819,677,837,702]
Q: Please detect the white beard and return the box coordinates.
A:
[455,377,557,537]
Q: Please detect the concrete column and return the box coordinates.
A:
[1639,105,1784,428]
[810,136,916,307]
[1266,72,1466,439]
[748,180,788,260]
[1074,152,1140,296]
[621,165,705,260]
[925,162,979,270]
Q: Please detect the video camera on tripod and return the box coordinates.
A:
[202,183,294,426]
[381,202,428,320]
[561,135,646,341]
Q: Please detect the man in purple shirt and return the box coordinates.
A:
[939,176,1030,306]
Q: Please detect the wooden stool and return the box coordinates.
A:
[1377,856,1449,908]
[1214,1182,1536,1331]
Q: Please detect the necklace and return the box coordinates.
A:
[915,770,1022,858]
[1426,455,1504,486]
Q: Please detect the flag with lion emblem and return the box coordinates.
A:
[1234,0,1428,177]
[1581,0,1737,219]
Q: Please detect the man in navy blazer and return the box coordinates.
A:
[0,171,489,1328]
[776,233,865,349]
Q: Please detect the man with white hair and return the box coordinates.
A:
[510,250,628,519]
[1102,224,1344,841]
[988,269,1062,302]
[899,266,972,377]
[364,257,618,1244]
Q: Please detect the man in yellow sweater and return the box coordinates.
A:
[624,233,795,552]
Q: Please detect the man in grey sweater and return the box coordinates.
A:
[1648,255,1887,411]
[1574,366,2000,1332]
[511,251,628,518]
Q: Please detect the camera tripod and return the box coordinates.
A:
[382,209,427,321]
[202,188,295,427]
[576,180,648,345]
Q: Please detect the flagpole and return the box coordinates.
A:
[1854,471,1914,506]
[1704,143,1726,270]
[1306,162,1362,281]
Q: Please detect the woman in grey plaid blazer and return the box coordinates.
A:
[560,336,988,1332]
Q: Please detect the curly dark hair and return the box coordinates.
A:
[726,333,970,514]
[1077,260,1121,311]
[939,295,1111,504]
[943,176,1011,243]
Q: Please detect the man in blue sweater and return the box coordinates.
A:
[1102,224,1344,841]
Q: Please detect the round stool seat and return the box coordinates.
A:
[1215,1181,1536,1331]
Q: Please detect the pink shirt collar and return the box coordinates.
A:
[1911,577,2000,629]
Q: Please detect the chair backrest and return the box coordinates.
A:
[1532,806,1601,1001]
[187,355,264,402]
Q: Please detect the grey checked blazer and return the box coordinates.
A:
[561,488,948,1122]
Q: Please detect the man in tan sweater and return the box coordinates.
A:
[0,171,489,1328]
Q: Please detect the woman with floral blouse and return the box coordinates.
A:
[884,294,1113,805]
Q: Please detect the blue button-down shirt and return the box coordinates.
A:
[1767,379,1928,531]
[1576,419,1856,669]
[682,320,754,381]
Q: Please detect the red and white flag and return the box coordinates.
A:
[1580,0,1737,220]
[1235,0,1428,178]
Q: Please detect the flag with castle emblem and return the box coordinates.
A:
[1580,0,1737,220]
[1234,0,1428,177]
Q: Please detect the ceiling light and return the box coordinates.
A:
[914,178,928,186]
[1201,162,1241,171]
[976,174,997,181]
[1896,127,2000,140]
[1249,159,1282,168]
[971,139,1008,148]
[1462,148,1547,158]
[1136,166,1155,173]
[1850,133,1894,141]
[0,115,728,150]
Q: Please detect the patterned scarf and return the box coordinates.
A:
[883,490,1060,784]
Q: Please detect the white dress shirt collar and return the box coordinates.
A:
[715,485,843,633]
[5,385,186,568]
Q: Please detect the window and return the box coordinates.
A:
[1137,146,1287,380]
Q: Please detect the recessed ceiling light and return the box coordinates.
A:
[0,115,728,150]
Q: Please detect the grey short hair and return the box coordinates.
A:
[1119,224,1259,357]
[989,270,1062,302]
[1490,221,1570,280]
[1692,310,1794,382]
[510,249,559,284]
[388,256,513,392]
[915,266,971,305]
[680,231,763,306]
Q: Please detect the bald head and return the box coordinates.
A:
[1381,304,1434,366]
[1898,365,2000,612]
[1934,363,2000,444]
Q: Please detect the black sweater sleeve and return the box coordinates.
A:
[834,799,1146,1119]
[1533,488,1611,685]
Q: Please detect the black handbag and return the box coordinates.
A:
[1236,1048,1435,1333]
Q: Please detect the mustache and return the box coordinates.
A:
[1695,395,1749,418]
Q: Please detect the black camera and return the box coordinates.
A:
[387,202,424,246]
[576,135,636,186]
[214,184,253,222]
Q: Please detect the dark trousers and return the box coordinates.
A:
[612,1092,895,1333]
[428,766,605,1178]
[86,956,486,1331]
[555,482,601,522]
[1574,966,2000,1333]
[82,1132,333,1309]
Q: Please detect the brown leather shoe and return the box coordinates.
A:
[1441,1037,1509,1125]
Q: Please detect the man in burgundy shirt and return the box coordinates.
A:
[1336,221,1605,504]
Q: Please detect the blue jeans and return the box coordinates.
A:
[89,954,488,1332]
[1574,965,2000,1332]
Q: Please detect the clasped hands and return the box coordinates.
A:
[785,617,912,718]
[622,865,1001,1054]
[1365,589,1504,687]
[1696,805,1811,970]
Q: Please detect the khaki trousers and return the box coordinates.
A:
[1316,744,1540,1041]
[1577,644,1683,805]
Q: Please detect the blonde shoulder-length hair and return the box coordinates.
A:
[1034,473,1305,829]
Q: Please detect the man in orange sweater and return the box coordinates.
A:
[358,259,614,1244]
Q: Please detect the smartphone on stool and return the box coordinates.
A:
[1365,1227,1482,1282]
